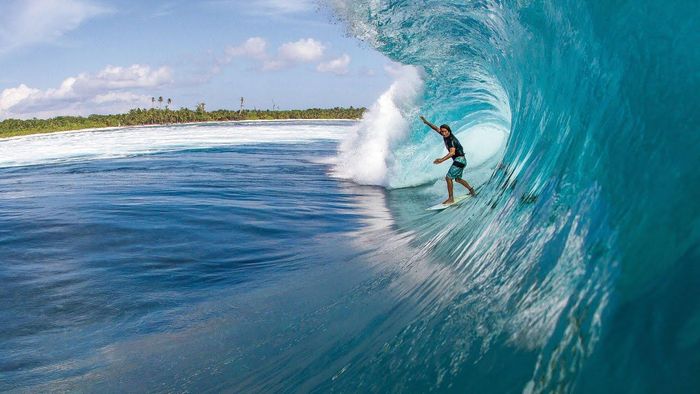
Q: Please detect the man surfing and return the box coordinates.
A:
[420,115,476,204]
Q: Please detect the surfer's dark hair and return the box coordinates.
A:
[439,124,451,133]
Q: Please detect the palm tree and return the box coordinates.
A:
[158,96,163,109]
[151,97,155,108]
[167,98,172,110]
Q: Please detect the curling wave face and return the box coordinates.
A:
[329,0,700,391]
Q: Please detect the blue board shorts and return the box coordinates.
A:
[446,156,467,179]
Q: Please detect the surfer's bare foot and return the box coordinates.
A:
[442,198,454,205]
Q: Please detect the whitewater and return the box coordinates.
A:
[1,0,699,393]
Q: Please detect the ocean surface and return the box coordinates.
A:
[2,0,700,392]
[0,121,402,391]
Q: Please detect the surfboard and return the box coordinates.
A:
[426,194,471,211]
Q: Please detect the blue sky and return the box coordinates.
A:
[0,0,393,119]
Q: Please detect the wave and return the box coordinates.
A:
[328,0,700,391]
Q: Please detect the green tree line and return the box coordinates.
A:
[0,106,366,138]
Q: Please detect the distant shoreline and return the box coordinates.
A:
[0,107,366,139]
[0,118,361,141]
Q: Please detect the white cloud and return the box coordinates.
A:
[317,54,351,75]
[0,64,172,119]
[225,37,267,61]
[220,37,325,72]
[278,38,325,63]
[0,0,111,54]
[1,85,40,112]
[92,92,151,105]
[73,65,173,92]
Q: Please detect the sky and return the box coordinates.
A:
[0,0,394,119]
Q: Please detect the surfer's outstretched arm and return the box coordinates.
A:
[434,148,455,164]
[419,116,441,133]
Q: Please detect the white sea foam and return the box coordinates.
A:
[0,121,353,168]
[334,64,425,186]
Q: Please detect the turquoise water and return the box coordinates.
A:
[330,0,700,391]
[2,0,699,391]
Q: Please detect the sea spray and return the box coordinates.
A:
[334,63,424,185]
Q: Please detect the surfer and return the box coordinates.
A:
[420,116,477,204]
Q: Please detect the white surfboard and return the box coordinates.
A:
[426,194,471,211]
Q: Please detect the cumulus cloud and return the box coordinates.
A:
[278,38,325,63]
[221,37,325,72]
[225,37,267,61]
[0,64,172,119]
[72,65,173,92]
[92,91,148,105]
[0,0,111,54]
[317,54,351,75]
